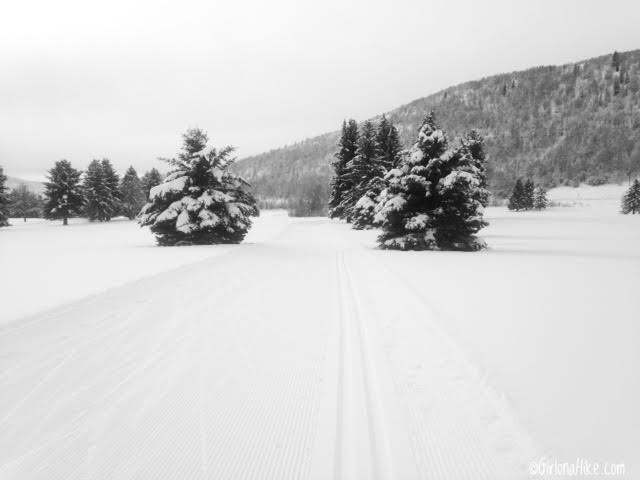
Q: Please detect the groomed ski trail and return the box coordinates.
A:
[333,251,395,480]
[0,219,539,479]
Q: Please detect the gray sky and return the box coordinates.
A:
[1,0,639,180]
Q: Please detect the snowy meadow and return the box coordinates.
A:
[1,184,638,478]
[0,211,291,323]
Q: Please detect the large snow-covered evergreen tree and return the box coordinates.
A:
[139,128,259,246]
[83,159,121,221]
[43,160,84,225]
[374,113,488,250]
[120,166,146,219]
[337,120,381,223]
[141,168,163,199]
[328,120,359,219]
[0,165,10,227]
[621,178,640,214]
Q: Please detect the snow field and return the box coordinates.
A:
[350,192,640,475]
[0,184,638,479]
[0,210,291,324]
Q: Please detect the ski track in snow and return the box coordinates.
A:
[333,251,395,480]
[0,219,540,479]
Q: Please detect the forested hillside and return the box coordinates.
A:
[6,176,45,195]
[234,49,640,211]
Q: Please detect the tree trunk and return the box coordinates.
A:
[63,217,68,226]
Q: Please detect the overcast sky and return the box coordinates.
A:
[1,0,639,179]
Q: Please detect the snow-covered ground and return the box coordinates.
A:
[0,184,638,479]
[0,210,291,324]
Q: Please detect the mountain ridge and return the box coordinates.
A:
[234,49,640,211]
[5,176,45,195]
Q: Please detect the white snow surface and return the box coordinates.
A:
[0,185,638,479]
[0,211,291,324]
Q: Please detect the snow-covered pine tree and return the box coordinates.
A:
[351,176,386,230]
[83,159,120,221]
[328,120,359,219]
[0,165,10,227]
[508,179,526,211]
[141,168,163,199]
[351,117,403,229]
[375,115,403,170]
[337,120,381,223]
[101,159,121,216]
[523,179,535,210]
[139,128,259,246]
[84,160,107,221]
[432,132,490,250]
[461,130,488,191]
[621,178,640,214]
[8,184,42,221]
[43,160,84,225]
[533,186,549,210]
[374,113,488,250]
[119,166,145,219]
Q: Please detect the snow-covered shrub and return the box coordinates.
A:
[374,113,489,251]
[139,129,259,246]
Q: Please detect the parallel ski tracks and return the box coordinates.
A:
[334,251,395,480]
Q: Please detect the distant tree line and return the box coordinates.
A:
[0,161,164,227]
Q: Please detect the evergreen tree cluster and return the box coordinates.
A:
[508,179,548,211]
[328,113,490,250]
[38,159,161,225]
[328,115,401,227]
[621,179,640,214]
[139,128,259,246]
[2,130,255,241]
